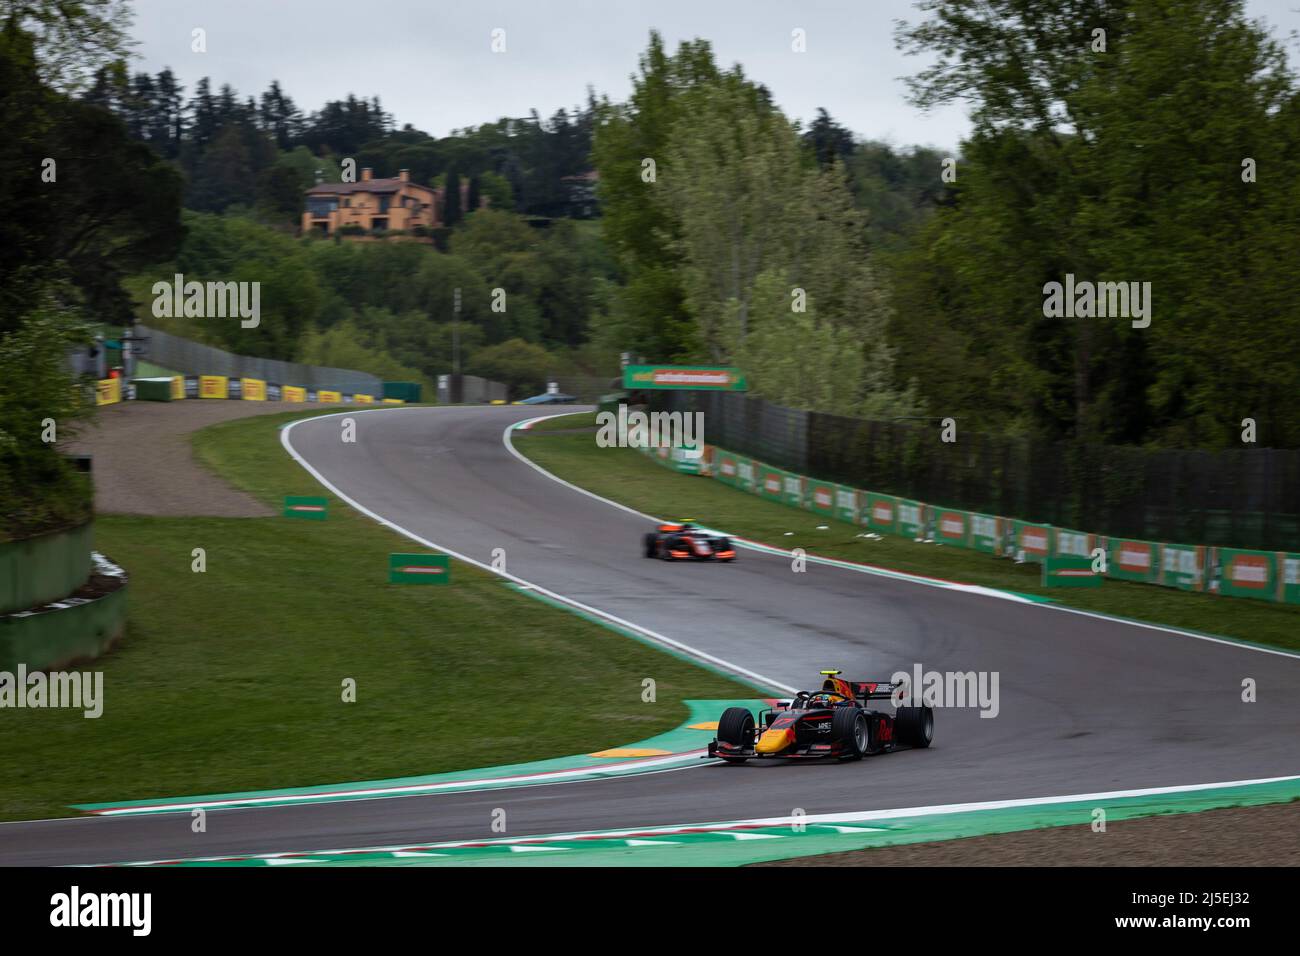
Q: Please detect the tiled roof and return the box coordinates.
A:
[306,178,434,196]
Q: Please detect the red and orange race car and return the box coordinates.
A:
[643,520,735,561]
[708,670,934,762]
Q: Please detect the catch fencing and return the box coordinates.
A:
[137,325,383,395]
[650,390,1300,553]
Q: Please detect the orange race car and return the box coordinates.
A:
[642,520,736,562]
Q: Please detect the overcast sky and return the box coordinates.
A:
[126,0,1300,152]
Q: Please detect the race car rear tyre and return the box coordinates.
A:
[833,708,868,760]
[717,707,755,762]
[643,533,657,558]
[896,705,934,748]
[660,535,681,559]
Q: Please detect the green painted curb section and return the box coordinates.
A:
[115,774,1300,867]
[72,699,763,817]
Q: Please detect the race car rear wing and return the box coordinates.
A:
[851,681,904,702]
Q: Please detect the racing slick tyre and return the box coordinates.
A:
[896,705,934,748]
[833,707,869,761]
[716,536,734,561]
[643,533,657,558]
[660,534,682,560]
[716,707,755,763]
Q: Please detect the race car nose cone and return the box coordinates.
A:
[755,727,795,754]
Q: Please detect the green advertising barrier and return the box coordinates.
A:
[1106,538,1161,583]
[623,365,748,391]
[1280,553,1300,605]
[389,553,450,585]
[733,454,756,494]
[712,449,740,488]
[864,493,898,535]
[933,508,971,548]
[1159,544,1205,591]
[969,514,1000,554]
[1043,554,1103,588]
[835,486,860,526]
[806,480,837,518]
[1052,527,1096,560]
[1215,548,1276,602]
[1010,520,1051,563]
[284,496,328,520]
[693,442,1298,605]
[781,471,803,508]
[897,499,926,539]
[759,465,785,504]
[668,445,705,474]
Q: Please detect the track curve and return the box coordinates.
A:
[5,404,1299,866]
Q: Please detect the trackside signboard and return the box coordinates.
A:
[1107,538,1160,583]
[1043,554,1102,588]
[283,496,328,520]
[1282,553,1300,605]
[389,553,450,585]
[807,480,836,517]
[1160,544,1205,591]
[623,365,748,391]
[864,493,897,534]
[1215,548,1275,601]
[969,513,1000,554]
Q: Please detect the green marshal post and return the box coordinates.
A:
[284,496,328,520]
[389,553,451,585]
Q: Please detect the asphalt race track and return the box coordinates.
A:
[5,405,1300,866]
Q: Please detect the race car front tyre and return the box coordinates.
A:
[833,708,868,760]
[643,533,657,558]
[717,707,755,762]
[896,705,934,748]
[716,536,734,561]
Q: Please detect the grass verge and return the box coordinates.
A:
[0,407,753,821]
[515,412,1300,652]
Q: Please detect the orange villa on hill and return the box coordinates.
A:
[302,167,480,237]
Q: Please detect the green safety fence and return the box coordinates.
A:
[1215,548,1276,602]
[1105,538,1161,584]
[834,485,859,526]
[805,479,838,518]
[863,493,898,535]
[969,513,1000,554]
[1052,527,1097,560]
[626,439,1300,606]
[897,499,927,540]
[932,507,970,548]
[1159,543,1206,592]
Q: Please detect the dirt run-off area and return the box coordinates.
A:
[66,400,305,517]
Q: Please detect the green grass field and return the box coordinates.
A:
[0,408,753,822]
[515,413,1300,652]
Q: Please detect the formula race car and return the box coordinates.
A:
[643,520,736,561]
[708,670,933,762]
